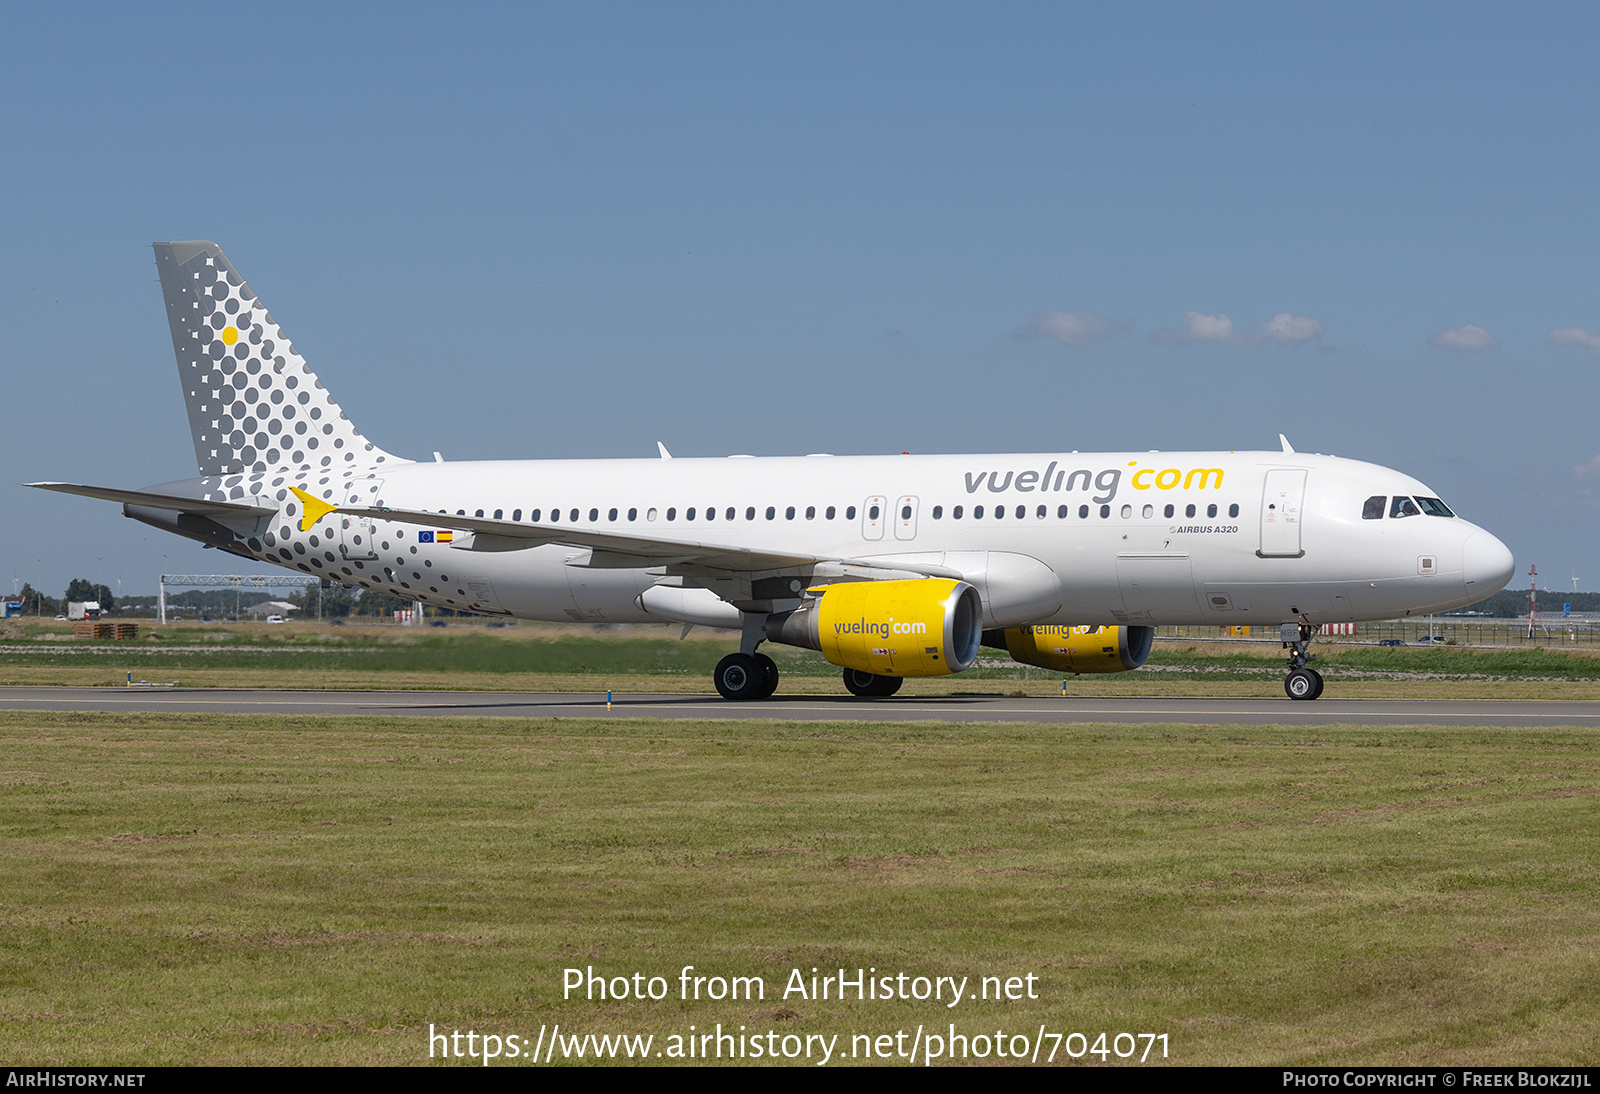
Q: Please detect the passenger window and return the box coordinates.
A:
[902,505,912,520]
[1391,496,1420,519]
[1036,505,1046,518]
[686,507,696,521]
[608,508,618,522]
[995,505,1004,519]
[953,505,963,519]
[1207,504,1217,518]
[1080,505,1090,518]
[974,505,985,518]
[1417,496,1455,517]
[746,507,756,520]
[667,508,677,521]
[628,508,637,521]
[589,508,599,522]
[493,509,503,520]
[1015,505,1025,518]
[1099,505,1110,518]
[1362,495,1386,520]
[785,506,795,520]
[846,506,856,519]
[1228,503,1239,518]
[1142,504,1153,518]
[531,509,541,522]
[726,507,736,521]
[512,509,521,521]
[1120,504,1133,518]
[475,509,485,517]
[647,508,657,521]
[932,506,943,519]
[569,509,579,522]
[1163,504,1174,518]
[869,504,880,520]
[806,506,815,519]
[1185,504,1196,518]
[765,506,775,520]
[826,506,837,520]
[1058,505,1068,518]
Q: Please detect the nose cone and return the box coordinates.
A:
[1463,530,1515,596]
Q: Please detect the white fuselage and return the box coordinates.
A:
[241,448,1514,631]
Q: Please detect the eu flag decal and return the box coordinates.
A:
[418,531,435,543]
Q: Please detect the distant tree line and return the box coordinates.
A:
[10,579,481,620]
[1455,590,1600,617]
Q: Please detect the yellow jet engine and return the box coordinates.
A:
[983,623,1154,674]
[765,578,983,676]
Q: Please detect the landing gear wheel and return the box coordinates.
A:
[753,652,779,699]
[842,668,903,698]
[1285,667,1323,701]
[714,653,764,701]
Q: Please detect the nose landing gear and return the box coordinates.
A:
[1281,622,1324,700]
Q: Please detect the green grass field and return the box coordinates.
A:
[6,620,1600,698]
[2,710,1596,1065]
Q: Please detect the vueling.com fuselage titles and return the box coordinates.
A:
[961,461,1224,504]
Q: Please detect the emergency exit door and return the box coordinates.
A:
[1258,469,1306,558]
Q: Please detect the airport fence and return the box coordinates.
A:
[1155,619,1600,649]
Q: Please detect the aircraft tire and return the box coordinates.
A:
[714,653,765,700]
[1285,668,1321,701]
[753,653,779,699]
[842,669,903,698]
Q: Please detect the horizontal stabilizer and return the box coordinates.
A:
[25,481,276,517]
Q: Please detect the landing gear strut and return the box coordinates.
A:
[713,614,783,700]
[1282,622,1324,701]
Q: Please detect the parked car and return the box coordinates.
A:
[1378,638,1405,647]
[265,615,286,624]
[1416,635,1446,644]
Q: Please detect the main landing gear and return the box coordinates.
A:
[713,652,779,701]
[841,668,903,698]
[1282,622,1324,701]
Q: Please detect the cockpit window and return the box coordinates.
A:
[1390,496,1421,519]
[1362,495,1386,520]
[1416,496,1454,517]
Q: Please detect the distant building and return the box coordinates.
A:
[242,600,299,618]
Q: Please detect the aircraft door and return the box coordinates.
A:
[893,495,919,540]
[862,496,886,540]
[1259,469,1307,558]
[339,478,383,560]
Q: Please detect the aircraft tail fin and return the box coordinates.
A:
[152,241,404,480]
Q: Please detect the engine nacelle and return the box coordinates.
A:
[983,623,1154,674]
[766,578,983,677]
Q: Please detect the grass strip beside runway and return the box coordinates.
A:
[1,711,1597,1065]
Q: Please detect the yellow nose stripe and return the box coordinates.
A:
[290,486,338,532]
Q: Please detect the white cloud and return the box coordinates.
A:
[1261,313,1323,343]
[1152,310,1324,346]
[1183,311,1238,342]
[1428,324,1499,352]
[1021,310,1131,346]
[1575,453,1600,477]
[1550,327,1600,354]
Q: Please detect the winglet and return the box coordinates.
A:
[290,486,338,531]
[657,442,672,460]
[1279,434,1295,454]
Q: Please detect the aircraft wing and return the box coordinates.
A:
[24,482,277,517]
[336,504,958,577]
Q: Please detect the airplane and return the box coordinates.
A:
[28,241,1516,701]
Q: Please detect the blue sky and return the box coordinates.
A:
[4,2,1597,598]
